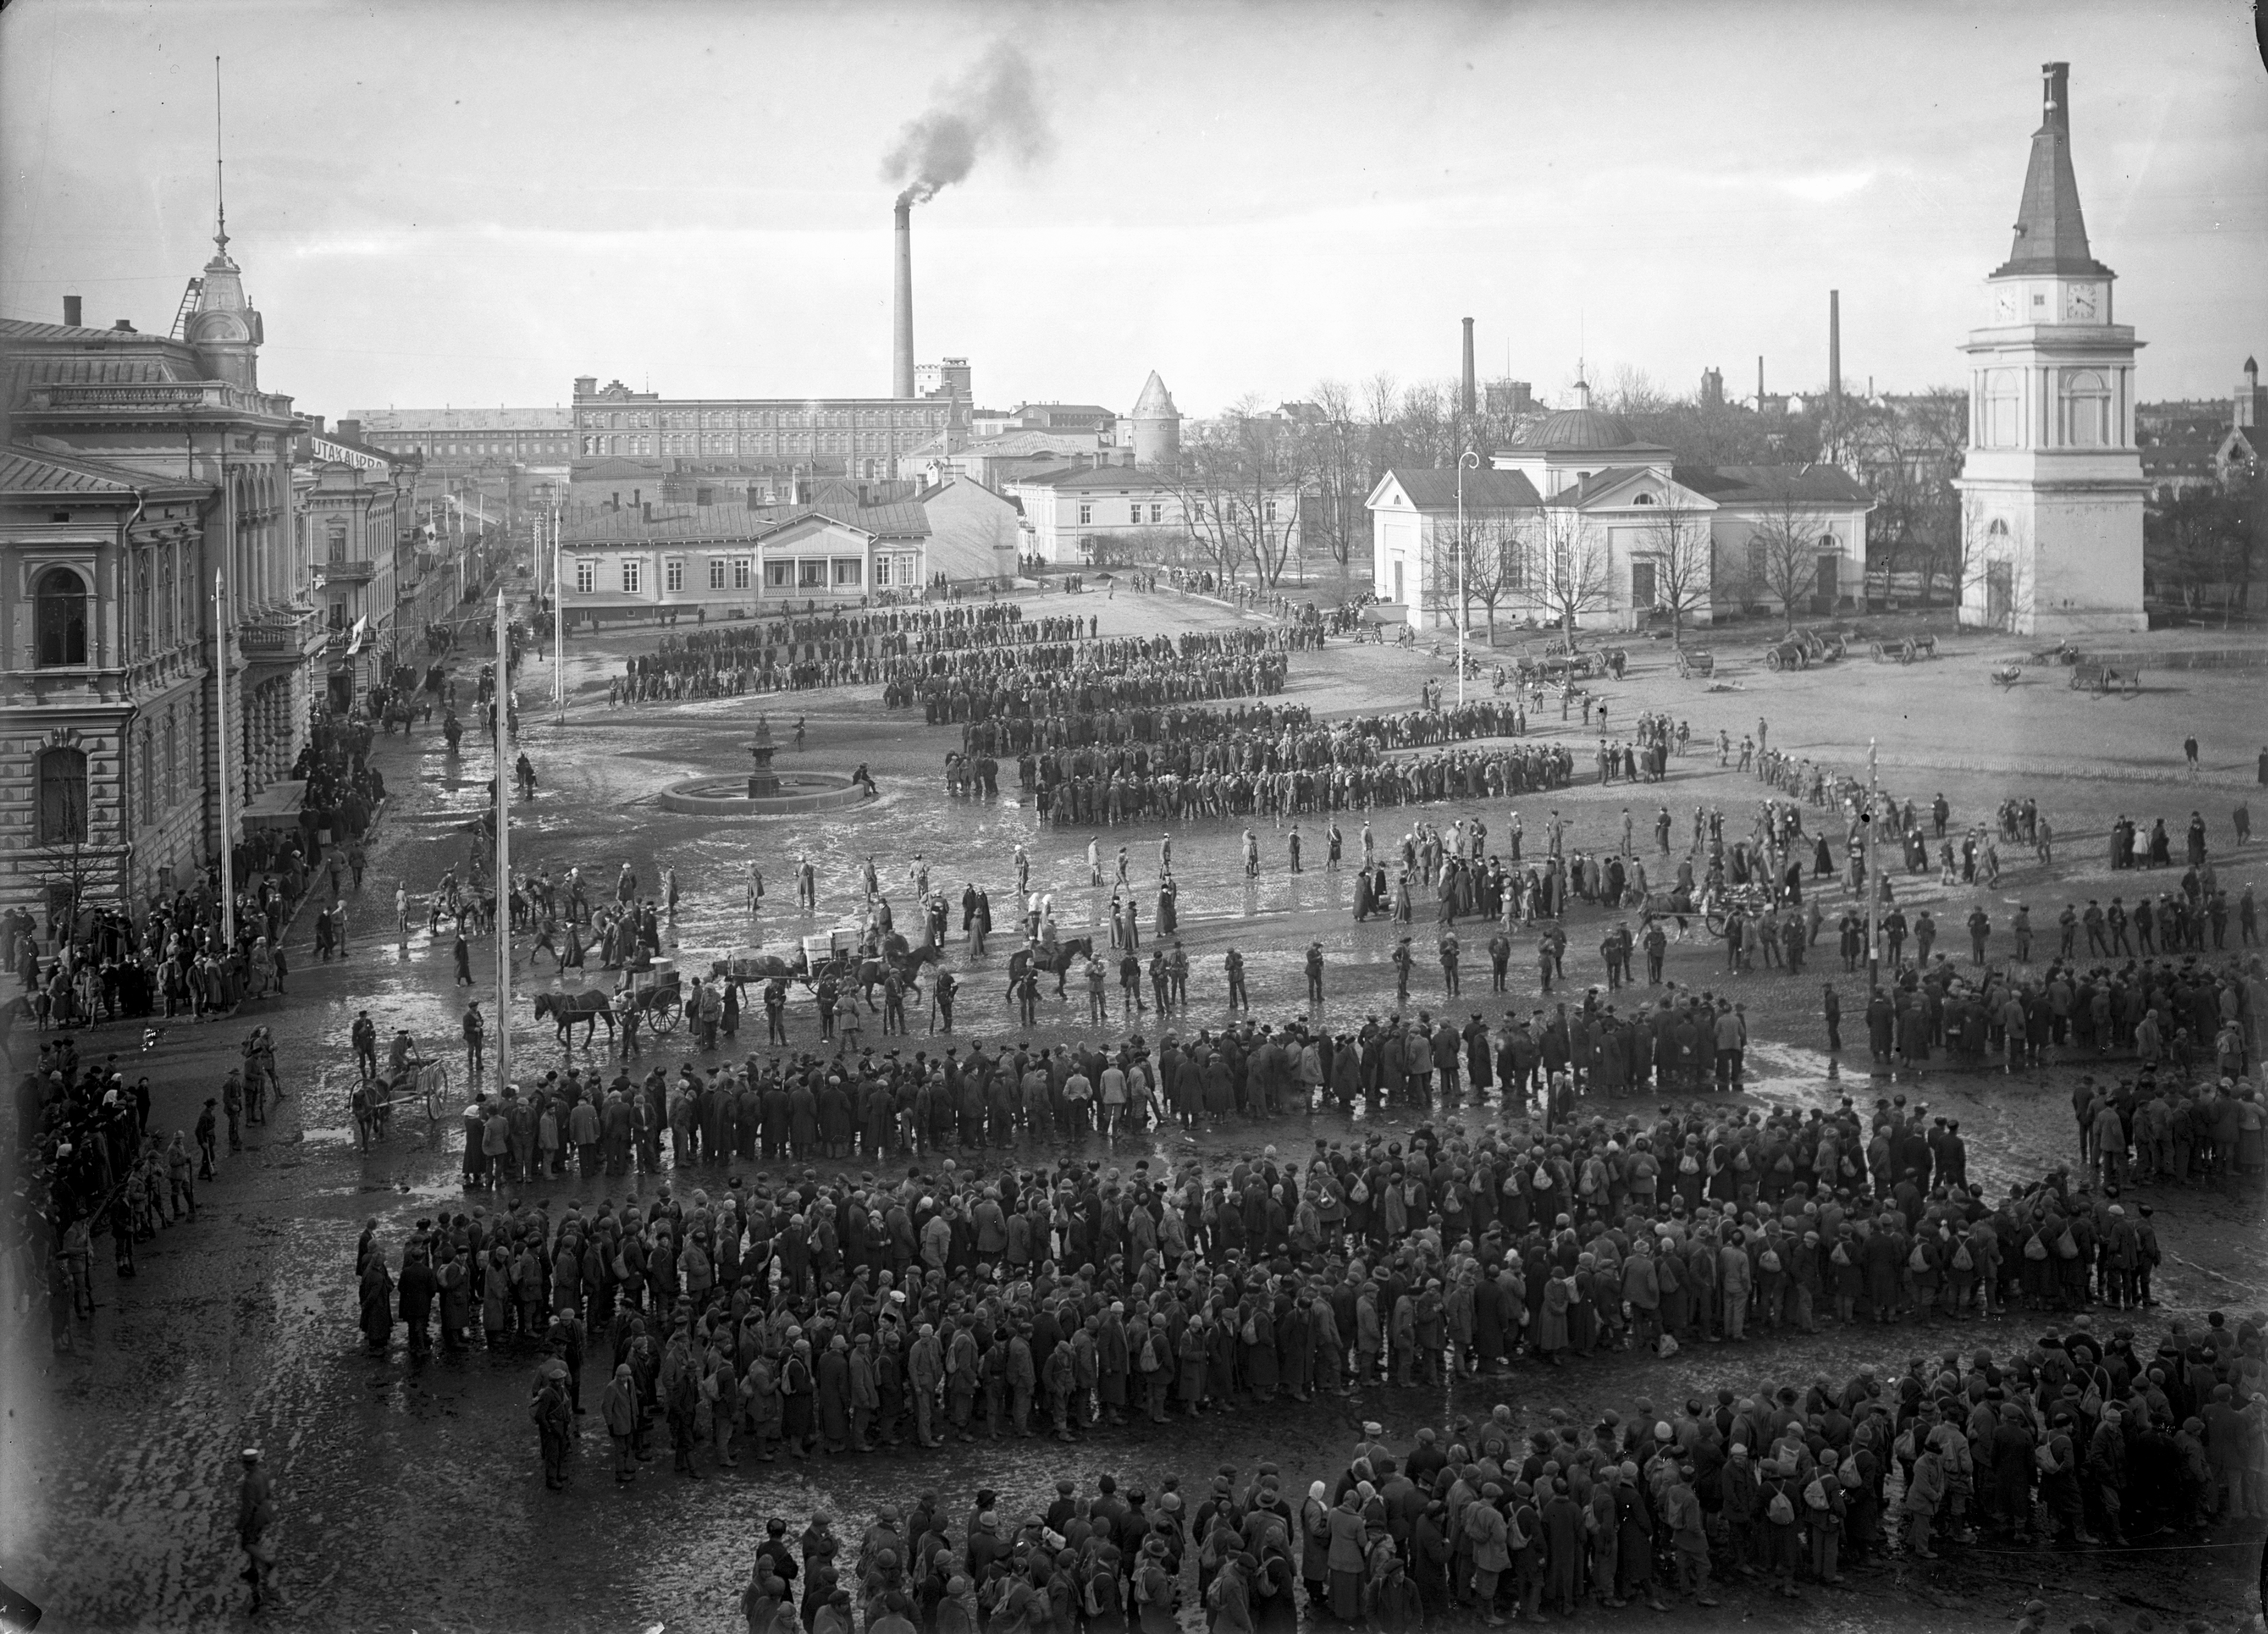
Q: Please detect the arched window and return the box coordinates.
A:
[1982,370,2022,448]
[1632,491,1658,505]
[37,746,88,844]
[2061,370,2111,448]
[34,567,89,666]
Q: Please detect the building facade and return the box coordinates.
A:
[299,427,420,708]
[1955,63,2148,635]
[1368,382,1873,634]
[351,406,573,472]
[1,231,321,927]
[570,376,967,485]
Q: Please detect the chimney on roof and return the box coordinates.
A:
[63,296,81,327]
[1461,318,1477,418]
[113,318,136,333]
[337,418,363,443]
[1828,290,1842,415]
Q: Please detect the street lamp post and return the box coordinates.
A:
[1864,735,1881,1002]
[494,588,513,1095]
[1455,448,1480,706]
[551,496,565,724]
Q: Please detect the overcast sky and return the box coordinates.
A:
[2,0,2262,421]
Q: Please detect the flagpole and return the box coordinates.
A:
[215,570,234,946]
[495,588,512,1093]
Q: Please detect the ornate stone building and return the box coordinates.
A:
[1,228,319,929]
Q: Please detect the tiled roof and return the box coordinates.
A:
[1383,467,1540,510]
[0,442,158,497]
[1540,466,1658,508]
[1005,464,1170,493]
[562,496,931,546]
[1672,462,1874,506]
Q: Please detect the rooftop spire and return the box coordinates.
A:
[1993,61,2112,279]
[213,56,228,257]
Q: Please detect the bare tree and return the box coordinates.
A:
[1738,474,1837,630]
[1519,505,1614,648]
[1302,378,1370,570]
[1165,401,1309,587]
[1639,495,1716,644]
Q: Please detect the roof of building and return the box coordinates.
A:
[1004,464,1175,494]
[353,407,572,431]
[1540,466,1666,509]
[574,457,668,481]
[563,495,931,546]
[1132,372,1178,420]
[1994,63,2113,279]
[1513,404,1646,453]
[1380,467,1541,510]
[1671,462,1874,506]
[957,429,1102,458]
[0,442,193,498]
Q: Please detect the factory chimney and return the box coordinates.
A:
[1460,318,1477,417]
[892,201,915,399]
[1828,290,1842,413]
[1756,355,1766,409]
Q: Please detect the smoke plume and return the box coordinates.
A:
[883,43,1053,209]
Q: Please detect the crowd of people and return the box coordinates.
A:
[898,629,1296,724]
[12,1029,260,1352]
[613,604,1057,702]
[343,1051,2268,1614]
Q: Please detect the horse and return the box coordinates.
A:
[534,989,616,1047]
[850,943,944,1010]
[1007,937,1094,999]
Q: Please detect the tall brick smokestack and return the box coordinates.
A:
[893,201,915,399]
[1461,318,1477,416]
[1828,289,1842,412]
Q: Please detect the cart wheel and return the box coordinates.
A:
[658,992,683,1033]
[1705,910,1731,939]
[1796,651,1811,670]
[424,1061,450,1124]
[1766,651,1784,672]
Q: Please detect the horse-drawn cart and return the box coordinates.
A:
[356,1038,450,1140]
[1869,633,1938,664]
[2069,662,2140,697]
[623,958,685,1034]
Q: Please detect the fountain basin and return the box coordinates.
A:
[658,772,874,816]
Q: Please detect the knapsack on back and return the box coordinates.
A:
[1767,1489,1795,1525]
[2054,1226,2079,1260]
[1907,1240,1930,1272]
[1951,1240,1974,1272]
[1348,1176,1370,1205]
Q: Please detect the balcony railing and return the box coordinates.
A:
[25,380,298,419]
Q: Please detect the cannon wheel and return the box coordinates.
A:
[1869,641,1889,663]
[1765,650,1785,672]
[1796,650,1812,670]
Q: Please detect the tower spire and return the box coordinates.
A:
[1993,61,2110,278]
[213,56,228,255]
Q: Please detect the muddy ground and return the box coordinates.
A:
[2,585,2263,1634]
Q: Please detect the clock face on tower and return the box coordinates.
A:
[1993,288,2020,323]
[2063,283,2101,321]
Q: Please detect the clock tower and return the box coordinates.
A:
[1955,62,2146,635]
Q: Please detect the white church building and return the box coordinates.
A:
[1367,383,1874,635]
[1955,62,2148,635]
